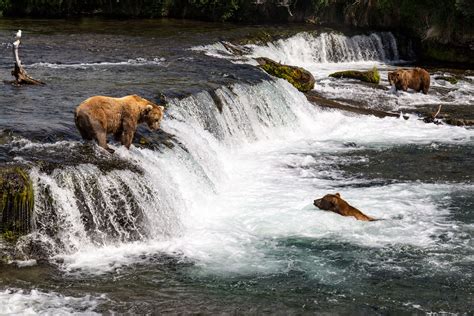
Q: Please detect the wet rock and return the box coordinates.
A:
[434,76,458,85]
[134,128,178,151]
[256,57,315,92]
[329,67,380,84]
[444,118,474,126]
[0,165,34,242]
[399,104,474,127]
[422,41,474,67]
[220,41,251,56]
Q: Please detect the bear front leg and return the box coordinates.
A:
[120,130,135,149]
[120,117,137,150]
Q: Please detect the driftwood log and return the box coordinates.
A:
[11,31,44,86]
[305,91,408,119]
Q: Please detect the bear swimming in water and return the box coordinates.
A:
[313,193,376,221]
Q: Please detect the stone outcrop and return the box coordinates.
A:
[256,57,315,92]
[0,165,34,242]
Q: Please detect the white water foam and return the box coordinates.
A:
[20,78,472,276]
[28,57,165,69]
[192,31,400,65]
[0,289,101,315]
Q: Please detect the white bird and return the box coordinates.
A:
[15,30,22,39]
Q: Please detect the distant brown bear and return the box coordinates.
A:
[313,193,376,221]
[388,68,430,94]
[75,95,165,153]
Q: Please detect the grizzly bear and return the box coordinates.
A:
[313,193,376,221]
[75,95,165,153]
[388,68,430,94]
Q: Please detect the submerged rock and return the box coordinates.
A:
[255,57,315,92]
[0,165,34,242]
[329,67,380,84]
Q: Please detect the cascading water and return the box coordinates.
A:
[195,31,401,64]
[2,21,473,313]
[18,79,318,261]
[17,77,473,276]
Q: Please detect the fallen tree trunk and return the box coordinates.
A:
[305,91,406,119]
[11,36,44,86]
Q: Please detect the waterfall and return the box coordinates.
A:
[249,31,400,64]
[19,79,318,259]
[194,31,401,64]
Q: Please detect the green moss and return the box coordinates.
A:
[1,230,19,243]
[257,57,315,92]
[435,76,458,84]
[329,67,380,84]
[0,166,34,239]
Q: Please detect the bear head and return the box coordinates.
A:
[391,70,407,84]
[388,71,396,85]
[313,193,342,212]
[143,104,165,131]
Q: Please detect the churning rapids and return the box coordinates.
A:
[0,20,473,314]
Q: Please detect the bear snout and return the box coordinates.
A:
[151,122,160,130]
[314,198,322,208]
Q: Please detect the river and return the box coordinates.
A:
[0,18,473,314]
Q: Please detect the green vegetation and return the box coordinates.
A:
[2,0,473,28]
[0,166,34,242]
[256,57,315,92]
[1,1,472,64]
[0,0,10,15]
[329,67,380,84]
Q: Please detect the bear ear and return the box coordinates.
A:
[144,104,153,113]
[335,193,341,197]
[158,105,165,111]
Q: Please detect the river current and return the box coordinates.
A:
[0,19,473,314]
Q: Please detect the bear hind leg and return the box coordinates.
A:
[88,119,114,153]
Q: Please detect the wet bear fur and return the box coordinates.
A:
[314,193,376,221]
[388,68,430,94]
[75,95,164,153]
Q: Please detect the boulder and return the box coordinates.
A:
[256,57,315,92]
[329,67,380,84]
[0,165,34,242]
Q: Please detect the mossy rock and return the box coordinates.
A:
[256,57,315,92]
[329,67,380,84]
[434,76,458,85]
[0,165,34,242]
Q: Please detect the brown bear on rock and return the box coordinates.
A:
[75,95,165,153]
[388,68,430,94]
[313,193,376,221]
